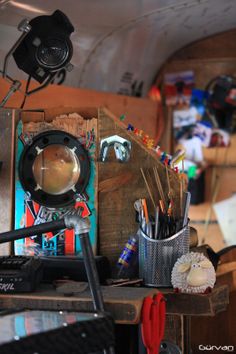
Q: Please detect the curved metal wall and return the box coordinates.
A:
[0,0,235,96]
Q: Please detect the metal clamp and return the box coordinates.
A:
[100,135,131,162]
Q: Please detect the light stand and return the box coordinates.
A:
[0,19,30,108]
[0,215,104,312]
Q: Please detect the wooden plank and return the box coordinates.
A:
[203,137,236,166]
[0,78,160,139]
[205,166,236,202]
[0,109,19,255]
[217,261,236,292]
[162,285,228,316]
[0,285,228,324]
[188,220,225,253]
[0,285,157,325]
[173,29,236,61]
[219,248,236,264]
[164,315,183,351]
[191,291,236,351]
[97,108,183,265]
[159,106,173,153]
[217,270,236,293]
[217,262,236,276]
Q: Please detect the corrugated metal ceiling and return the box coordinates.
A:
[0,0,235,96]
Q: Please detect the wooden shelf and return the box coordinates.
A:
[0,284,228,324]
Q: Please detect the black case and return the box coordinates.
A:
[41,255,111,284]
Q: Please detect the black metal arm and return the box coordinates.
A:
[0,215,104,312]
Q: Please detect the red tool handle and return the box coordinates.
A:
[154,293,166,346]
[141,296,153,351]
[141,293,166,354]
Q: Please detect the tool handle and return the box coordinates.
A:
[141,297,153,349]
[155,293,166,346]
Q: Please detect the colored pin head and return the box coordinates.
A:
[127,123,134,131]
[146,139,154,149]
[142,134,149,145]
[160,152,166,162]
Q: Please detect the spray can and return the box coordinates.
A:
[117,235,138,279]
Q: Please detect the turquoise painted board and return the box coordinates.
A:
[14,119,97,256]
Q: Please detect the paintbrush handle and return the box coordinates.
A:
[183,191,191,227]
[154,207,159,239]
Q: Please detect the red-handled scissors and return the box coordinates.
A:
[141,292,166,354]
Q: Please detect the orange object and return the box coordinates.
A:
[159,200,165,214]
[142,199,149,223]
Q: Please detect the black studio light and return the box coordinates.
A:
[0,10,74,107]
[13,10,74,84]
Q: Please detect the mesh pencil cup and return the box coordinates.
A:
[138,225,190,287]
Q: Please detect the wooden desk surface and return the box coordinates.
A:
[0,284,229,324]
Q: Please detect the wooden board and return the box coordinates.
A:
[0,285,157,325]
[0,109,19,255]
[203,136,236,166]
[159,106,173,152]
[164,315,183,351]
[97,108,183,265]
[0,285,228,324]
[172,29,236,61]
[191,291,236,351]
[217,262,236,292]
[0,78,160,139]
[14,110,98,256]
[218,247,236,264]
[162,285,228,317]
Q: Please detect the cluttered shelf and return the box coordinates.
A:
[0,101,232,353]
[0,284,229,324]
[157,67,236,257]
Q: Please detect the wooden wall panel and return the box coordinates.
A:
[191,292,236,352]
[172,29,236,61]
[0,109,19,255]
[0,78,159,139]
[98,108,182,266]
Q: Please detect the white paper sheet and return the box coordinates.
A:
[179,136,203,163]
[213,194,236,246]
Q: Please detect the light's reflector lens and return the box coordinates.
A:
[33,144,80,195]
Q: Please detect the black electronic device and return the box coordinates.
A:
[41,255,111,284]
[0,256,43,293]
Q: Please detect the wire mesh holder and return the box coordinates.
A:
[139,225,190,287]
